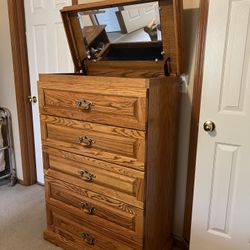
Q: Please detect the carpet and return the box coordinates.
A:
[0,183,61,250]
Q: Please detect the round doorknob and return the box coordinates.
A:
[203,120,216,132]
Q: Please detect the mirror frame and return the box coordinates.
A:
[61,0,183,77]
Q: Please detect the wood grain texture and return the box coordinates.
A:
[144,76,180,250]
[61,11,87,72]
[86,60,166,78]
[40,75,181,249]
[38,76,147,130]
[38,74,149,96]
[45,204,142,249]
[62,0,168,12]
[7,0,36,185]
[159,0,183,75]
[183,0,209,243]
[45,176,144,245]
[41,115,145,171]
[61,0,183,77]
[43,146,144,207]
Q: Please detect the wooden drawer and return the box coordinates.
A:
[43,146,144,207]
[45,176,143,245]
[45,204,141,249]
[41,115,145,171]
[38,74,148,130]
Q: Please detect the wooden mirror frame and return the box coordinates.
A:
[61,0,183,77]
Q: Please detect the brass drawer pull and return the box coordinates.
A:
[80,201,96,215]
[80,232,95,245]
[76,99,95,111]
[79,136,95,147]
[80,169,96,182]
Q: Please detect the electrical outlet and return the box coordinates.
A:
[180,74,189,93]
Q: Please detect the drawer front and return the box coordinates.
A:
[41,115,145,171]
[46,204,142,249]
[38,76,148,130]
[43,146,144,207]
[45,176,143,245]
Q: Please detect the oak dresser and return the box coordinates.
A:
[38,0,183,249]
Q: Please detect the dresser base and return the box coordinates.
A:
[44,230,173,250]
[44,230,75,250]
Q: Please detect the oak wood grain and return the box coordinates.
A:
[41,115,145,171]
[38,74,148,130]
[60,0,183,76]
[86,60,166,78]
[45,204,142,249]
[144,76,180,250]
[43,146,144,206]
[39,74,149,96]
[62,0,167,12]
[45,176,144,245]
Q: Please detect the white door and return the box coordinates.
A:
[121,2,160,33]
[24,0,74,184]
[97,7,121,32]
[190,0,250,249]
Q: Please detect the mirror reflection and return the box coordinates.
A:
[78,2,163,61]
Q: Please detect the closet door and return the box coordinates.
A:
[190,0,250,249]
[24,0,74,184]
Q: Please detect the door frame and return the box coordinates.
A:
[8,0,36,186]
[7,0,78,186]
[7,0,208,245]
[182,0,209,244]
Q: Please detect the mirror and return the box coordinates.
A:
[77,2,163,61]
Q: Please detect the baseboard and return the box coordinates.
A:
[17,178,26,185]
[173,237,189,250]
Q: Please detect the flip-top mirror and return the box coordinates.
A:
[77,2,163,61]
[61,0,183,77]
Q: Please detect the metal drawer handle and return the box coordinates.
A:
[80,169,96,182]
[76,99,95,111]
[79,136,95,147]
[80,201,96,215]
[80,232,95,245]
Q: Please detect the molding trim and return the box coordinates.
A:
[183,0,210,243]
[17,178,26,185]
[7,0,36,186]
[173,237,189,250]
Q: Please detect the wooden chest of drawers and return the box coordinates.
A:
[38,74,179,249]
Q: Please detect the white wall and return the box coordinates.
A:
[0,0,23,180]
[174,6,200,237]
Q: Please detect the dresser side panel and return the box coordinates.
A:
[144,77,180,249]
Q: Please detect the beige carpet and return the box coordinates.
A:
[0,183,61,250]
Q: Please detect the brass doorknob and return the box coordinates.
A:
[203,120,215,132]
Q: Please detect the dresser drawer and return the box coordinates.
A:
[45,204,140,250]
[43,146,144,207]
[45,176,143,245]
[41,115,145,171]
[38,75,148,130]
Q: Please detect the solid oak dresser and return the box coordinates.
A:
[38,0,183,249]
